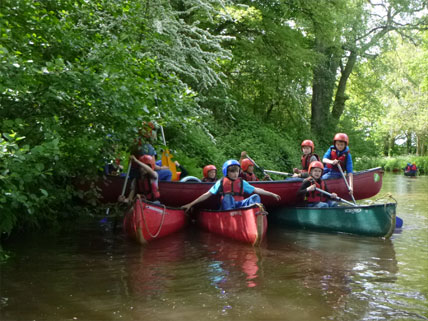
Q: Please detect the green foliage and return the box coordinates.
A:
[354,155,428,173]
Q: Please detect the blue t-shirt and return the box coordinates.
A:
[209,178,255,195]
[323,146,353,173]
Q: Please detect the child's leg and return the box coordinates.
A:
[308,202,329,208]
[327,200,338,207]
[157,169,172,181]
[321,171,341,180]
[221,194,237,210]
[236,194,261,208]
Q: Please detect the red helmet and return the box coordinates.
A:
[241,158,254,171]
[301,140,315,152]
[203,165,217,178]
[308,161,324,173]
[333,133,349,145]
[138,155,155,170]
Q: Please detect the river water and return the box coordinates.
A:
[1,174,427,321]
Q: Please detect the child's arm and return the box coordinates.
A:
[347,173,353,194]
[182,191,213,212]
[118,178,136,203]
[239,151,247,164]
[253,187,281,201]
[323,157,339,166]
[131,155,158,179]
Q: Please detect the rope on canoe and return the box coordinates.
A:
[137,198,166,239]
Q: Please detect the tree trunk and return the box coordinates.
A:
[310,38,340,139]
[331,50,357,121]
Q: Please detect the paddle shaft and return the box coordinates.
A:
[245,155,274,181]
[315,188,357,207]
[264,169,292,176]
[121,159,133,196]
[337,164,357,204]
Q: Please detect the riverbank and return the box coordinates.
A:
[355,155,427,174]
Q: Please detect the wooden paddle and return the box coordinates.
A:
[315,188,357,207]
[337,163,357,204]
[245,155,274,181]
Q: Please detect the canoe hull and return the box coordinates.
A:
[123,199,188,244]
[404,171,417,176]
[89,167,384,208]
[198,205,268,246]
[271,203,396,238]
[158,167,384,209]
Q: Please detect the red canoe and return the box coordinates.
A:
[197,204,268,246]
[123,198,188,244]
[90,167,383,209]
[157,167,384,209]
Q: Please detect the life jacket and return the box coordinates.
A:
[137,176,160,201]
[218,177,244,202]
[305,177,327,203]
[241,171,259,181]
[326,147,348,172]
[301,153,320,172]
[202,177,217,182]
[411,165,417,171]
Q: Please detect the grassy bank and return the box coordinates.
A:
[354,155,427,174]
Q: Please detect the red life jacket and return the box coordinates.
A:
[241,171,259,181]
[202,177,217,182]
[326,148,348,172]
[305,177,327,203]
[218,177,244,201]
[137,176,160,201]
[411,165,417,171]
[301,153,320,172]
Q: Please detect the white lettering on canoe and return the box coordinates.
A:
[344,209,362,214]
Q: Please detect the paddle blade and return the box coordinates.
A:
[161,149,178,181]
[395,216,403,228]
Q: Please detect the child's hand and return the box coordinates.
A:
[118,195,128,203]
[348,187,353,195]
[272,193,281,201]
[293,168,300,174]
[331,192,338,199]
[131,155,137,162]
[181,204,192,213]
[307,184,316,192]
[332,159,339,165]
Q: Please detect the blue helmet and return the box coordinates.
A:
[222,159,241,177]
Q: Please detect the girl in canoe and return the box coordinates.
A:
[182,159,281,212]
[118,155,161,204]
[292,140,320,178]
[298,161,338,208]
[239,151,270,181]
[322,133,354,195]
[202,165,218,182]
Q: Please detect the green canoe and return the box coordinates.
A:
[271,203,397,238]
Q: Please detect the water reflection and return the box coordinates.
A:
[124,230,189,297]
[197,232,261,289]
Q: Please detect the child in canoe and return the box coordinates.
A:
[202,165,218,182]
[239,151,270,181]
[118,155,161,204]
[293,140,320,178]
[298,161,338,208]
[322,133,354,195]
[182,159,281,212]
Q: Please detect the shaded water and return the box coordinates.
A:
[1,174,427,321]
